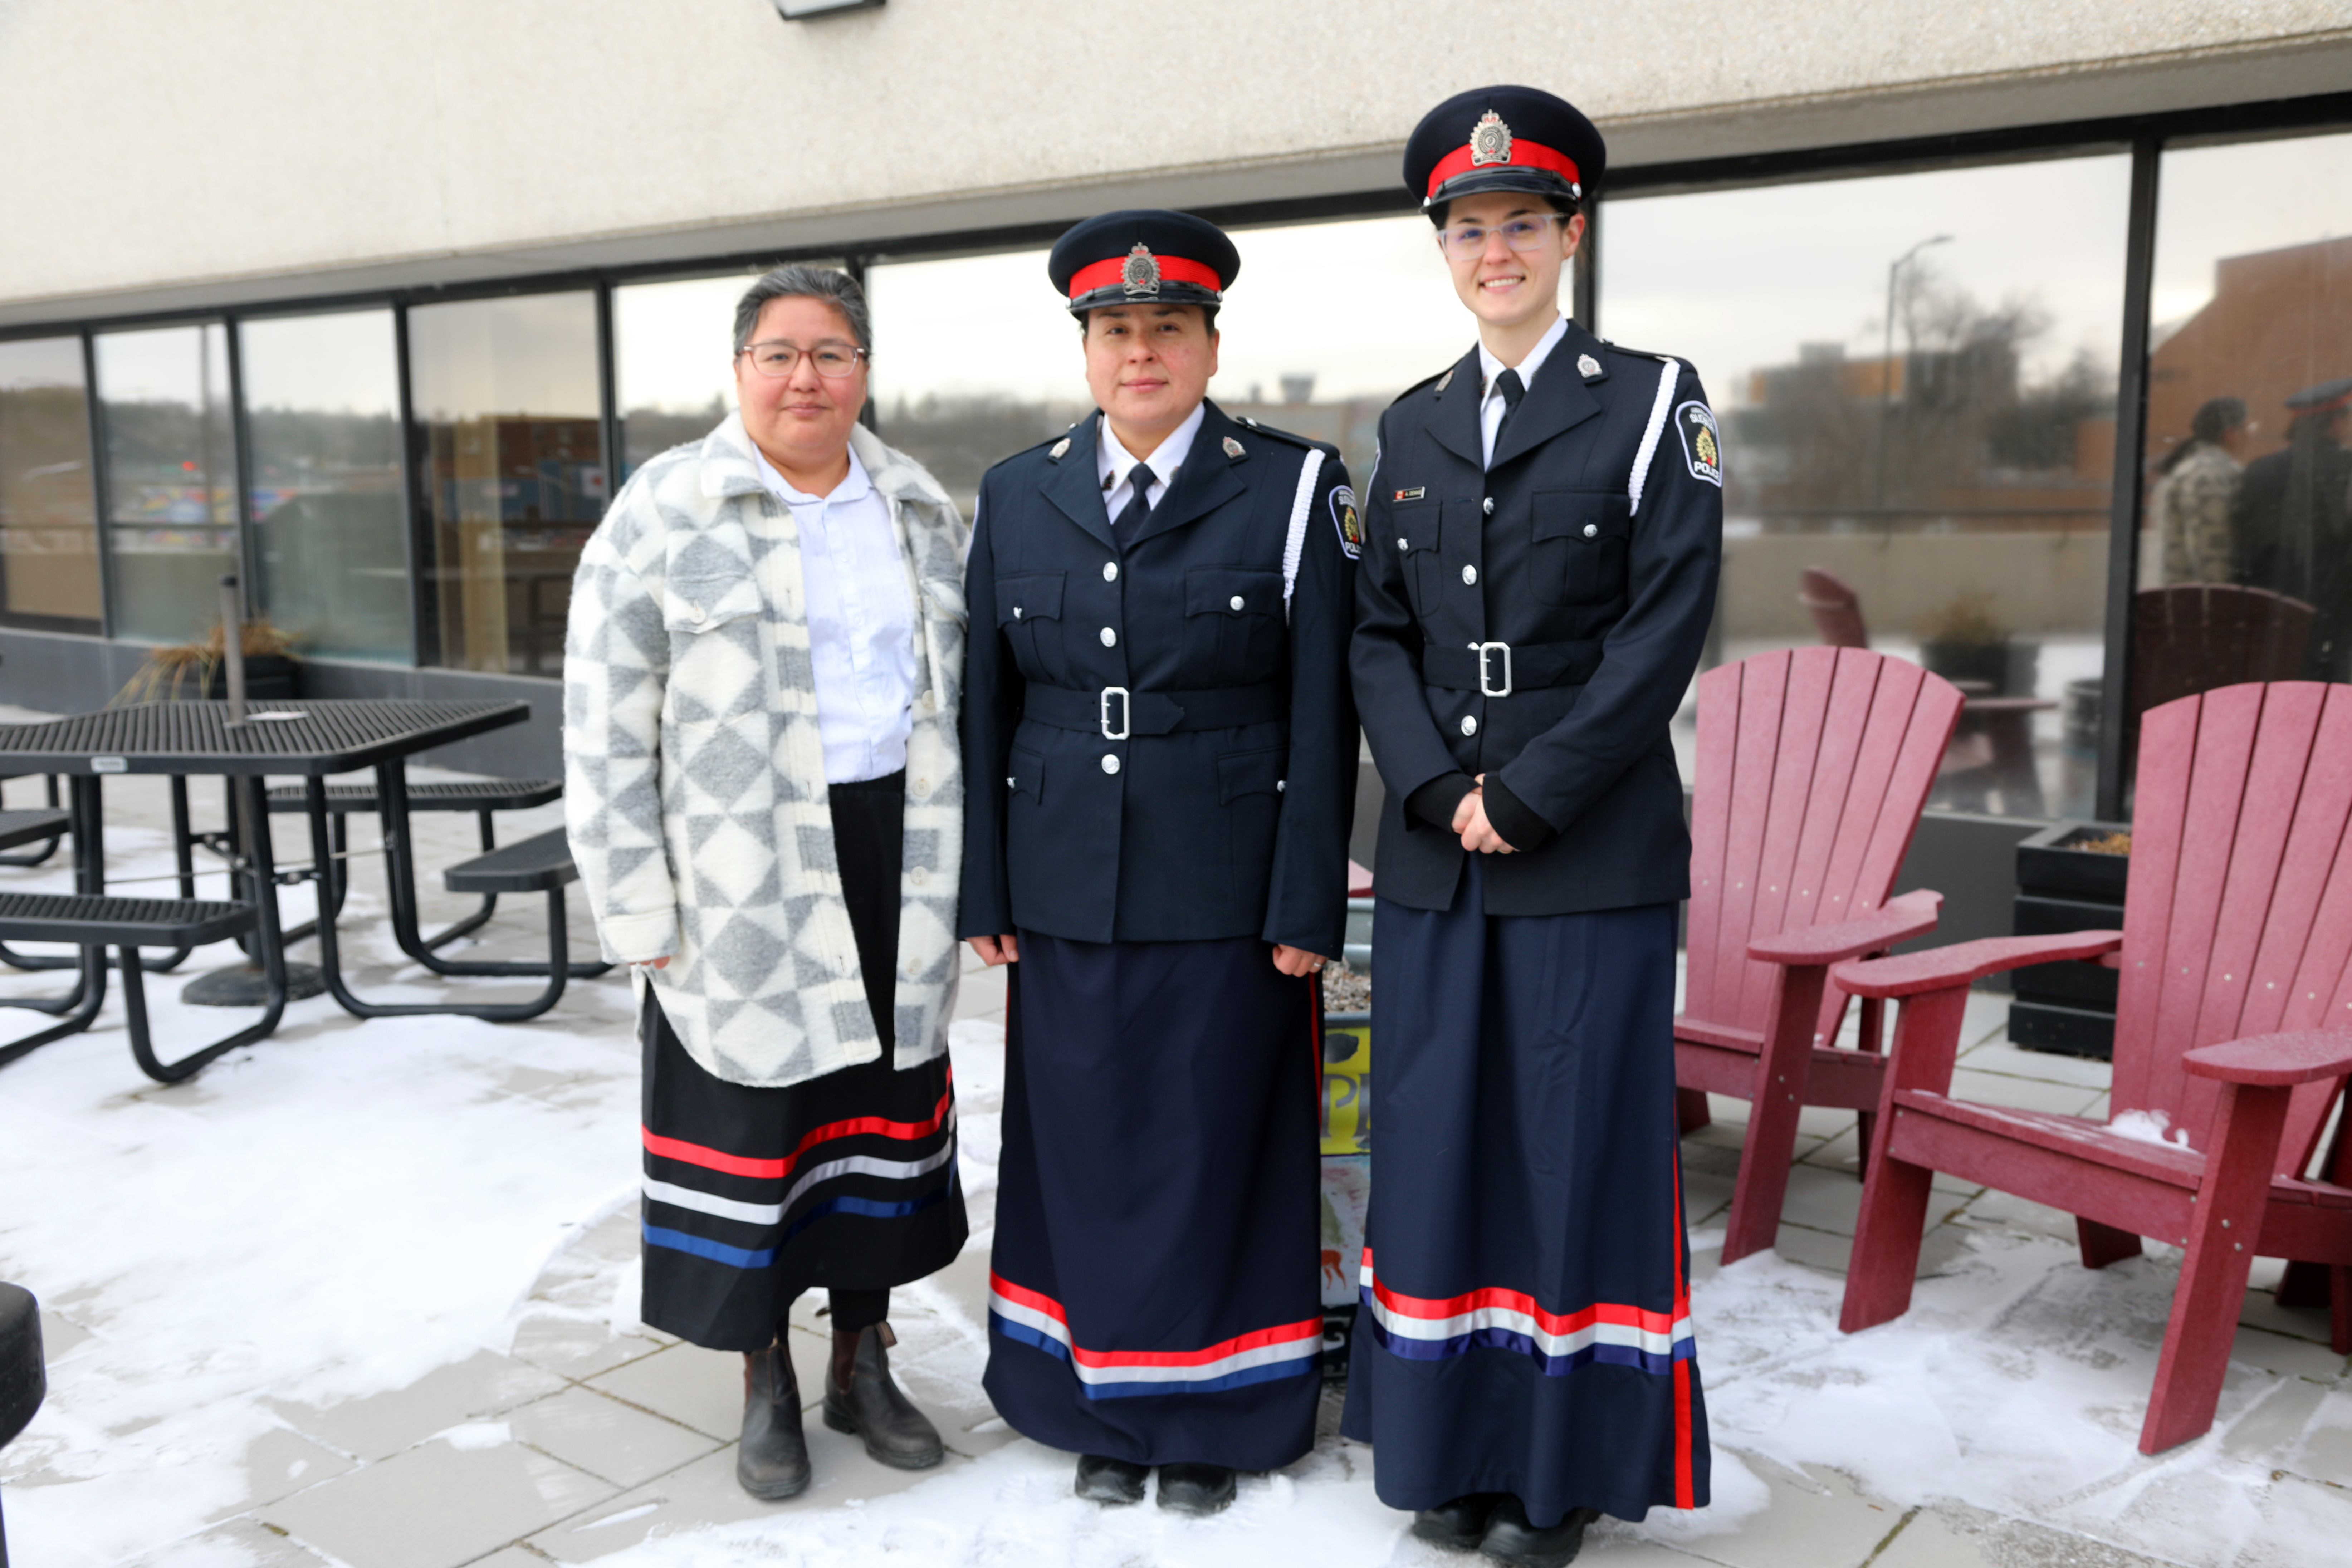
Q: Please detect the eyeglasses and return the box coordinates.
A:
[739,340,867,379]
[1437,214,1566,261]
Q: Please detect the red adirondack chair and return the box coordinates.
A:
[1677,646,1965,1263]
[1833,680,2352,1455]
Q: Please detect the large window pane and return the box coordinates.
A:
[241,309,409,663]
[96,323,239,644]
[0,336,101,632]
[409,292,602,675]
[1603,154,2132,818]
[615,273,755,481]
[870,221,1505,516]
[2137,129,2352,743]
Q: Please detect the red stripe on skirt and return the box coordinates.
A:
[641,1073,954,1179]
[1669,1113,1696,1509]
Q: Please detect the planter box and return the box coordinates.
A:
[2009,820,2128,1059]
[200,655,300,702]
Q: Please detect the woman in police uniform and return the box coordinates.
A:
[959,210,1358,1517]
[1344,88,1720,1567]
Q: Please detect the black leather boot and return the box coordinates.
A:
[1075,1452,1150,1504]
[1413,1494,1505,1549]
[821,1322,944,1469]
[1479,1498,1602,1568]
[1155,1461,1238,1516]
[737,1342,811,1500]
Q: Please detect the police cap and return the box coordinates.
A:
[2284,376,2352,413]
[1403,85,1605,220]
[1048,209,1239,317]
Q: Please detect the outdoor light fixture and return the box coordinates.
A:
[774,0,883,17]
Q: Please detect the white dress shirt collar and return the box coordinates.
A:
[754,442,874,507]
[1477,313,1570,469]
[1098,400,1207,520]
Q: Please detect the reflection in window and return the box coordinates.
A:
[1603,155,2132,817]
[2135,129,2352,765]
[0,336,101,632]
[868,221,1501,515]
[95,323,240,644]
[615,273,756,481]
[409,293,602,675]
[242,310,409,663]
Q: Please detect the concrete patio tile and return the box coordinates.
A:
[1955,1038,2113,1090]
[586,1342,764,1441]
[1870,1503,2173,1567]
[507,1385,724,1490]
[1682,1169,1735,1227]
[508,1315,668,1382]
[954,965,1007,1021]
[1774,1162,1867,1237]
[269,1349,567,1462]
[1944,1068,2107,1118]
[2238,1283,2341,1346]
[1772,1218,1970,1282]
[1569,1532,1721,1564]
[1951,1187,2087,1245]
[1653,1457,1900,1568]
[204,1425,358,1523]
[2219,1374,2330,1462]
[2230,1322,2351,1382]
[123,1517,337,1568]
[464,1551,553,1568]
[38,1310,92,1363]
[260,1436,615,1568]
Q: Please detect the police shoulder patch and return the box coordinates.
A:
[1329,484,1363,560]
[1676,401,1723,487]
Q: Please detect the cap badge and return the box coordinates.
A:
[1222,436,1245,459]
[1121,243,1162,298]
[1577,353,1603,379]
[1048,438,1071,460]
[1469,110,1513,168]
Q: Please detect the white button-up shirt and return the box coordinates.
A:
[754,445,918,785]
[1097,400,1206,523]
[1477,312,1570,470]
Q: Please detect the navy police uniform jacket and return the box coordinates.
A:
[959,400,1359,959]
[1352,321,1722,916]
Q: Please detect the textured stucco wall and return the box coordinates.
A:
[3,0,2349,322]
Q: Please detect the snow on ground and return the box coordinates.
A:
[3,772,2349,1567]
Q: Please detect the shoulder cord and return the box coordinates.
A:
[1628,357,1681,515]
[1281,446,1327,623]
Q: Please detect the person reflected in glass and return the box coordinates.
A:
[2233,376,2352,676]
[958,211,1359,1518]
[564,265,972,1502]
[2153,395,2248,585]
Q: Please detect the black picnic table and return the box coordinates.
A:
[0,699,532,1075]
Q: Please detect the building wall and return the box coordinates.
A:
[4,1,2352,323]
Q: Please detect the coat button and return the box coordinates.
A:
[1277,780,1287,792]
[910,867,928,886]
[1102,754,1121,775]
[1482,497,1494,515]
[1006,776,1016,788]
[1461,715,1479,736]
[1229,595,1245,611]
[1397,537,1409,551]
[1100,626,1118,647]
[689,602,706,622]
[1103,561,1119,582]
[1583,523,1599,538]
[913,776,930,796]
[1461,565,1478,585]
[1013,605,1023,619]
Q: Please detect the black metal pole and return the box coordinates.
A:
[2095,135,2163,822]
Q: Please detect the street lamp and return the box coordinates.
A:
[1875,233,1952,511]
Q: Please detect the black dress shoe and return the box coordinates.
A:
[1156,1461,1238,1516]
[1075,1452,1150,1505]
[737,1343,811,1500]
[1479,1498,1602,1568]
[1413,1494,1505,1550]
[821,1322,944,1469]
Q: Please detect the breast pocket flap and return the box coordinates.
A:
[1531,490,1632,542]
[662,572,764,633]
[1392,498,1441,553]
[1217,745,1288,804]
[996,572,1065,626]
[1185,568,1285,620]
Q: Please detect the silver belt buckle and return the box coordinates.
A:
[1476,642,1513,698]
[1100,686,1131,740]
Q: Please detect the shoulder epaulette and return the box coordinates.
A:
[1388,368,1447,407]
[1231,415,1339,460]
[983,420,1087,480]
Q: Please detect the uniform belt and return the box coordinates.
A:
[1421,640,1601,696]
[1022,681,1286,738]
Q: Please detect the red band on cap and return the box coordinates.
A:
[1425,136,1581,200]
[1068,253,1225,299]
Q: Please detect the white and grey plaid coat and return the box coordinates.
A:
[563,413,968,1089]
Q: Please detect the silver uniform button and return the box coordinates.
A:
[1229,595,1245,611]
[1101,754,1121,775]
[1461,715,1479,736]
[1013,606,1023,619]
[1397,537,1409,551]
[1482,497,1494,515]
[1462,565,1478,585]
[1104,561,1119,582]
[1583,523,1599,538]
[1100,627,1117,647]
[1276,780,1287,792]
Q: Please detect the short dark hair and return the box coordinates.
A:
[1076,303,1220,335]
[733,265,873,357]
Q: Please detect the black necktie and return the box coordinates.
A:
[1113,469,1154,548]
[1492,367,1526,458]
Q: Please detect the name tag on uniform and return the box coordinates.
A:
[1392,487,1426,502]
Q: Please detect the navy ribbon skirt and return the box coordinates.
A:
[1340,856,1710,1525]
